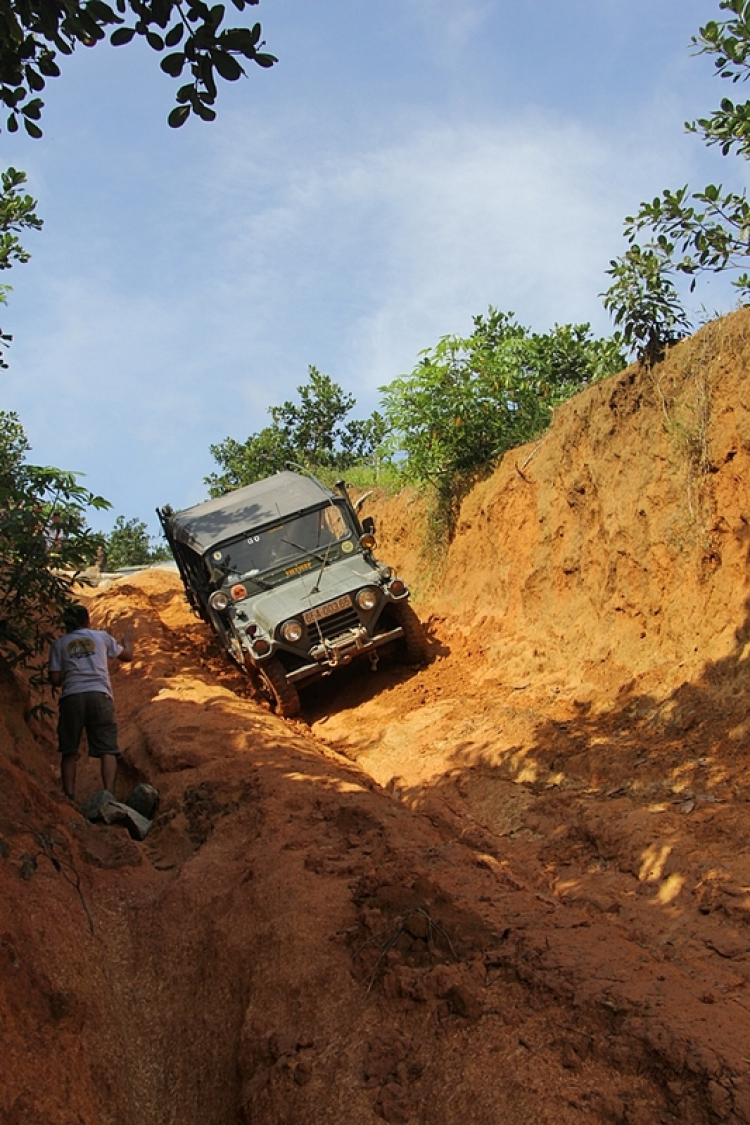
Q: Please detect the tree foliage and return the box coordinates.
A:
[0,167,42,366]
[0,0,276,136]
[0,410,110,674]
[381,309,625,540]
[602,245,692,366]
[102,514,171,570]
[206,366,387,496]
[603,1,750,361]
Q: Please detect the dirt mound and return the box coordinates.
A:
[5,311,750,1123]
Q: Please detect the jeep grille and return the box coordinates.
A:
[307,605,361,643]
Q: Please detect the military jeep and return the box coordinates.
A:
[157,471,427,717]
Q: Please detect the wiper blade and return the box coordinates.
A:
[281,535,326,563]
[238,570,271,590]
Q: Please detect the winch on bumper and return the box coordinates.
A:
[295,621,404,678]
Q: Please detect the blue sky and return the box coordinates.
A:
[1,0,747,535]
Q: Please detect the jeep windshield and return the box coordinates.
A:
[206,503,357,590]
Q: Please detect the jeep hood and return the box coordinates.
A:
[232,554,383,633]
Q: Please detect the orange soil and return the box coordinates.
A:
[4,310,750,1123]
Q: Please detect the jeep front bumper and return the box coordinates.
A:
[284,624,404,683]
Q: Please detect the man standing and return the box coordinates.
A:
[48,604,134,801]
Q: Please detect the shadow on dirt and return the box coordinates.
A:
[300,623,446,722]
[456,593,750,801]
[302,658,425,722]
[385,595,750,987]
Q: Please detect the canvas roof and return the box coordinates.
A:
[167,471,336,554]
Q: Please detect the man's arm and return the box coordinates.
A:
[117,626,135,663]
[48,640,62,688]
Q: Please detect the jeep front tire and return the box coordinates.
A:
[255,657,301,718]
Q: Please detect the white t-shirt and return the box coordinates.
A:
[48,628,123,698]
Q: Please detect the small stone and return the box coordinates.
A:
[81,789,117,821]
[19,853,37,880]
[446,983,483,1019]
[294,1059,312,1086]
[82,790,152,840]
[98,801,152,841]
[125,783,160,820]
[561,1041,582,1070]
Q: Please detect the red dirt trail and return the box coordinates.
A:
[4,310,750,1124]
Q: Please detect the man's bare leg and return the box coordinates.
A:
[100,753,117,794]
[61,755,77,800]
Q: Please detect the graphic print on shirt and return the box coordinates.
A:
[66,637,96,660]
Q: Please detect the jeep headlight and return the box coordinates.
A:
[209,590,230,611]
[355,587,379,611]
[280,619,304,644]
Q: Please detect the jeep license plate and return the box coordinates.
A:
[303,595,352,625]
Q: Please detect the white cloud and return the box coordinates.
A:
[202,104,715,407]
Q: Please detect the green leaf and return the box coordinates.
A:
[208,4,225,29]
[37,55,61,78]
[86,0,120,22]
[110,26,136,44]
[150,0,172,28]
[21,98,43,119]
[254,52,276,68]
[193,98,216,121]
[165,23,184,46]
[25,67,45,92]
[23,118,42,138]
[212,50,242,80]
[146,30,165,50]
[160,51,184,76]
[168,103,190,127]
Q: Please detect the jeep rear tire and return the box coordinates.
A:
[256,658,301,718]
[390,601,429,664]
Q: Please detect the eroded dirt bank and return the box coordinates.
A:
[4,311,750,1124]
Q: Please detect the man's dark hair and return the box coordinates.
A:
[63,604,90,632]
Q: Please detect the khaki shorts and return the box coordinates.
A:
[58,692,120,758]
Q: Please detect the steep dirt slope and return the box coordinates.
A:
[371,307,750,688]
[4,310,750,1124]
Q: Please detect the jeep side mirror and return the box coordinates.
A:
[362,516,375,535]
